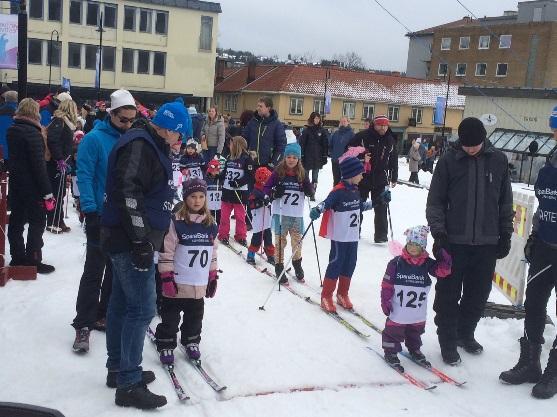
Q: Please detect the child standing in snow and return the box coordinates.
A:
[247,166,275,265]
[380,226,452,370]
[155,178,219,364]
[264,142,314,283]
[205,158,222,225]
[180,139,207,182]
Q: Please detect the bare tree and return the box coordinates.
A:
[331,52,366,70]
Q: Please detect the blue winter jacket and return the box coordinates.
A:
[242,109,286,167]
[329,126,355,161]
[77,117,123,214]
[0,101,17,159]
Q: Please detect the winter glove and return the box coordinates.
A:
[381,301,392,316]
[321,156,328,166]
[379,189,391,205]
[310,207,322,221]
[131,240,154,271]
[496,233,512,260]
[206,270,219,298]
[85,212,101,241]
[229,179,240,189]
[273,184,285,199]
[432,233,449,259]
[524,233,537,264]
[56,159,68,172]
[42,194,56,212]
[160,271,177,298]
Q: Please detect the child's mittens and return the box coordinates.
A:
[309,207,321,221]
[436,248,453,278]
[206,270,219,298]
[160,271,177,297]
[381,300,392,316]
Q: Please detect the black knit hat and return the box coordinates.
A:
[458,117,487,147]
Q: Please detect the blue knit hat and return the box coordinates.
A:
[340,157,364,180]
[284,142,301,159]
[550,106,557,129]
[152,101,190,135]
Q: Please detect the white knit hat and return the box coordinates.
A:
[108,89,136,112]
[56,92,72,102]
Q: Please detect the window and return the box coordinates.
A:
[137,50,150,74]
[388,105,399,122]
[223,95,238,112]
[103,46,116,71]
[104,4,117,29]
[438,63,448,76]
[441,37,451,50]
[313,99,324,114]
[456,63,467,76]
[48,0,61,21]
[86,2,99,26]
[478,35,490,49]
[289,97,304,115]
[68,43,82,68]
[199,16,213,51]
[475,63,487,76]
[342,102,356,119]
[28,39,43,64]
[362,103,374,120]
[122,49,135,73]
[29,0,43,19]
[499,35,512,48]
[155,11,168,34]
[85,44,97,70]
[153,52,166,75]
[411,107,423,124]
[69,0,82,24]
[496,63,508,77]
[124,6,136,31]
[47,40,61,67]
[139,9,152,33]
[459,36,470,49]
[534,7,542,22]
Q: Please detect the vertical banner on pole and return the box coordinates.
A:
[94,50,100,89]
[61,77,71,92]
[324,91,331,115]
[0,14,18,70]
[433,96,446,126]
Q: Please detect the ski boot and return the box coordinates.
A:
[409,350,431,367]
[532,347,557,399]
[336,276,353,309]
[500,337,542,385]
[266,255,275,266]
[320,278,337,313]
[72,327,90,353]
[235,238,247,247]
[219,237,229,245]
[246,251,256,265]
[159,349,175,366]
[185,343,201,361]
[115,383,167,409]
[384,352,404,372]
[275,263,287,284]
[292,258,305,282]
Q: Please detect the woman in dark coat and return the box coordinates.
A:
[299,112,329,191]
[7,98,55,273]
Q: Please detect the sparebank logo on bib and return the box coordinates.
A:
[181,232,210,241]
[538,188,557,199]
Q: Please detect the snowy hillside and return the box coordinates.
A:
[0,161,555,417]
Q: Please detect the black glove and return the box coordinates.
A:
[273,184,285,199]
[496,234,512,260]
[131,240,154,271]
[321,156,328,166]
[524,233,537,264]
[85,212,101,241]
[432,233,449,259]
[229,179,240,188]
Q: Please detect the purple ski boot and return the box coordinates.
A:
[185,343,201,361]
[159,349,174,365]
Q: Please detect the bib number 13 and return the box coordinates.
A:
[396,290,426,308]
[188,249,209,268]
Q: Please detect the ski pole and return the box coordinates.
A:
[55,166,67,231]
[259,221,314,311]
[64,180,70,219]
[51,167,65,232]
[307,197,323,287]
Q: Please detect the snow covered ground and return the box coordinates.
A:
[0,160,555,416]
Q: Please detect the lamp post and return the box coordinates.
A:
[48,30,59,93]
[95,12,105,101]
[17,0,28,99]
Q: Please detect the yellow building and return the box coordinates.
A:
[1,0,221,105]
[215,63,464,149]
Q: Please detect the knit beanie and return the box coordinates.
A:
[284,142,301,159]
[152,101,190,135]
[404,225,430,248]
[458,117,486,147]
[206,159,221,175]
[373,115,389,126]
[182,178,207,199]
[340,156,364,180]
[255,166,272,187]
[550,106,557,129]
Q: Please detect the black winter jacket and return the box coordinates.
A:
[347,127,398,190]
[7,118,52,200]
[47,117,74,162]
[299,125,329,170]
[426,140,514,246]
[242,109,286,167]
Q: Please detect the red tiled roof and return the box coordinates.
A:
[214,65,276,93]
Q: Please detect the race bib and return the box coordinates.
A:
[183,166,203,181]
[251,205,271,233]
[272,190,305,217]
[328,209,360,242]
[207,190,222,211]
[174,244,214,286]
[389,284,430,324]
[223,167,247,190]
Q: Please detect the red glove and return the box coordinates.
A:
[43,195,56,212]
[160,271,177,297]
[206,270,218,298]
[381,301,392,317]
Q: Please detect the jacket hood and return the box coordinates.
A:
[96,116,123,139]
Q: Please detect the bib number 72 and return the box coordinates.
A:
[283,192,300,206]
[396,290,426,308]
[188,249,209,268]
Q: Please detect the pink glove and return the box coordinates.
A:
[206,270,218,298]
[160,272,177,297]
[43,195,56,212]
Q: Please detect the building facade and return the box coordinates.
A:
[1,0,221,104]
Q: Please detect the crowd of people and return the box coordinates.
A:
[1,86,556,409]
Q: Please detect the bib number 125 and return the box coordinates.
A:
[396,290,426,308]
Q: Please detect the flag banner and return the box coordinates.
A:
[434,96,446,126]
[94,49,100,89]
[62,77,71,92]
[0,14,18,70]
[324,90,332,115]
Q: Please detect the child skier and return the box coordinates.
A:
[218,136,254,246]
[155,178,219,364]
[380,225,452,370]
[247,166,275,265]
[264,142,314,283]
[310,156,387,312]
[180,139,207,182]
[205,158,222,225]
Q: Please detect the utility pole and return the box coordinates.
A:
[440,71,451,153]
[17,0,28,99]
[96,12,105,101]
[48,30,59,93]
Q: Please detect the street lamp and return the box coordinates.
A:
[48,30,59,93]
[96,12,105,101]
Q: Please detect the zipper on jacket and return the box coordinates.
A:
[472,158,478,244]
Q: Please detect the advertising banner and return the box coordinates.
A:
[0,14,18,70]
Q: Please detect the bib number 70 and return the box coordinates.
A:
[188,249,209,268]
[396,290,426,308]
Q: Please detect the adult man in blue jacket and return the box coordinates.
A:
[71,90,137,354]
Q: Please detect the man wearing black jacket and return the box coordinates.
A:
[427,117,514,365]
[101,101,188,410]
[347,115,398,242]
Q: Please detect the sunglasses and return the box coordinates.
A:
[117,116,136,124]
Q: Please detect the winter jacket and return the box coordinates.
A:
[242,109,286,167]
[221,152,255,204]
[347,127,398,190]
[76,117,124,215]
[47,116,74,162]
[40,101,57,127]
[0,101,16,159]
[191,113,205,140]
[329,126,354,161]
[426,140,514,246]
[7,117,53,200]
[408,145,421,173]
[179,152,207,181]
[299,124,329,170]
[202,116,225,154]
[532,152,557,248]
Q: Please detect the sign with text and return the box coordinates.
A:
[0,14,18,70]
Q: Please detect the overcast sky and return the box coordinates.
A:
[216,0,519,71]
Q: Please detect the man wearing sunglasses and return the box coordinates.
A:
[72,89,137,354]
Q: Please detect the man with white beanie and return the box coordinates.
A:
[71,89,137,354]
